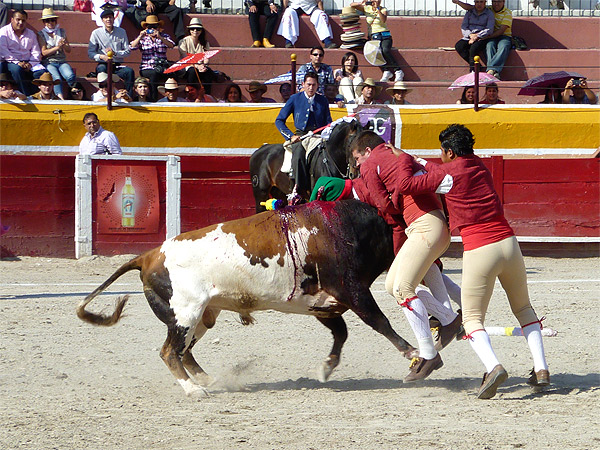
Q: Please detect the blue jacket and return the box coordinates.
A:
[275,92,332,140]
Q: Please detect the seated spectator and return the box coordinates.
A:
[385,81,412,105]
[79,112,122,155]
[352,78,382,105]
[132,76,153,102]
[0,72,27,100]
[92,0,127,28]
[126,0,185,43]
[88,9,135,96]
[296,46,335,95]
[178,18,217,94]
[334,51,363,103]
[246,80,277,103]
[277,0,337,49]
[68,81,89,101]
[454,0,494,72]
[456,86,475,104]
[562,78,598,105]
[324,83,345,107]
[130,15,175,102]
[480,82,504,104]
[30,72,60,100]
[538,84,562,104]
[279,82,292,102]
[0,2,8,28]
[0,9,46,96]
[453,0,512,80]
[220,83,245,103]
[185,82,216,103]
[92,72,131,103]
[246,0,279,48]
[36,8,76,100]
[157,78,188,102]
[350,0,403,82]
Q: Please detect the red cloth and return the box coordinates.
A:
[359,143,442,226]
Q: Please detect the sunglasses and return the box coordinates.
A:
[146,25,158,28]
[71,89,82,94]
[312,53,324,57]
[98,83,107,88]
[43,18,57,23]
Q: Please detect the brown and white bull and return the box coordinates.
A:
[77,200,416,396]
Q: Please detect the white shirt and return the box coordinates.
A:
[79,126,122,155]
[288,0,319,14]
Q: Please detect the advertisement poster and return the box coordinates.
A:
[96,164,160,234]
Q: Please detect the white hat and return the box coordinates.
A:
[94,72,121,86]
[158,78,184,94]
[386,81,413,93]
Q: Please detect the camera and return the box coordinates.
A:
[572,78,582,87]
[146,28,155,35]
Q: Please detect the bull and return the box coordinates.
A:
[77,200,417,396]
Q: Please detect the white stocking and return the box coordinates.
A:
[468,329,500,373]
[400,296,437,360]
[415,286,457,326]
[442,273,462,307]
[522,323,549,372]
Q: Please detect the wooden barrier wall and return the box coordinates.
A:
[0,155,597,258]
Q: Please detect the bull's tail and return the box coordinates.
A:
[76,255,144,326]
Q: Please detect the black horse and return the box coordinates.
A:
[249,119,363,213]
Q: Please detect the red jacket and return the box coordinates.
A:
[396,154,514,249]
[360,143,442,226]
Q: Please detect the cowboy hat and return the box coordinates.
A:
[187,18,203,29]
[355,78,383,97]
[386,80,412,93]
[32,72,60,86]
[93,72,121,87]
[246,80,267,93]
[158,78,184,94]
[141,15,164,28]
[39,8,59,20]
[0,72,16,84]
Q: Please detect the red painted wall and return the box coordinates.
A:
[0,155,597,258]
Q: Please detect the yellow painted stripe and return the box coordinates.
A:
[1,103,598,151]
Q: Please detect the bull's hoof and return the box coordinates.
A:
[317,355,340,383]
[192,372,215,387]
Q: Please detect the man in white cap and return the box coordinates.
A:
[157,78,188,102]
[352,77,382,105]
[385,80,412,105]
[88,9,135,95]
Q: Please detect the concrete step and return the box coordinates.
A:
[65,44,600,83]
[25,11,600,50]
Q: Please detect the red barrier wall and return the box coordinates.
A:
[0,155,597,258]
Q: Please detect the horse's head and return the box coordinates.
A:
[326,118,364,179]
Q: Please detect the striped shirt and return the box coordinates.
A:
[489,6,512,37]
[131,32,175,71]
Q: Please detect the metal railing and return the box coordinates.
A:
[5,0,600,15]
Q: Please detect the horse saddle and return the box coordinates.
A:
[281,136,322,174]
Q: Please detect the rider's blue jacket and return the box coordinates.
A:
[275,91,332,140]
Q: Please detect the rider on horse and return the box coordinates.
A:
[275,71,332,199]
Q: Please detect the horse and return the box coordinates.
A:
[249,118,363,213]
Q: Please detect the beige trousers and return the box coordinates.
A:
[462,236,539,335]
[385,209,450,301]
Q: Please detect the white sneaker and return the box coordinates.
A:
[380,71,393,82]
[394,70,404,81]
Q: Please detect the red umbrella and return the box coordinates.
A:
[164,50,221,74]
[517,71,585,96]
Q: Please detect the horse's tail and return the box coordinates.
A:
[76,255,144,326]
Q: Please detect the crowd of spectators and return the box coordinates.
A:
[0,4,597,106]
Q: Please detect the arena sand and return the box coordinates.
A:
[0,255,598,449]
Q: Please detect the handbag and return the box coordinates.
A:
[73,0,93,12]
[153,57,172,74]
[511,35,528,51]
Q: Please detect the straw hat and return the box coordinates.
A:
[355,78,383,97]
[93,72,121,87]
[386,81,412,93]
[246,80,267,93]
[141,15,164,29]
[39,8,59,20]
[158,78,184,94]
[187,18,203,29]
[32,72,60,86]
